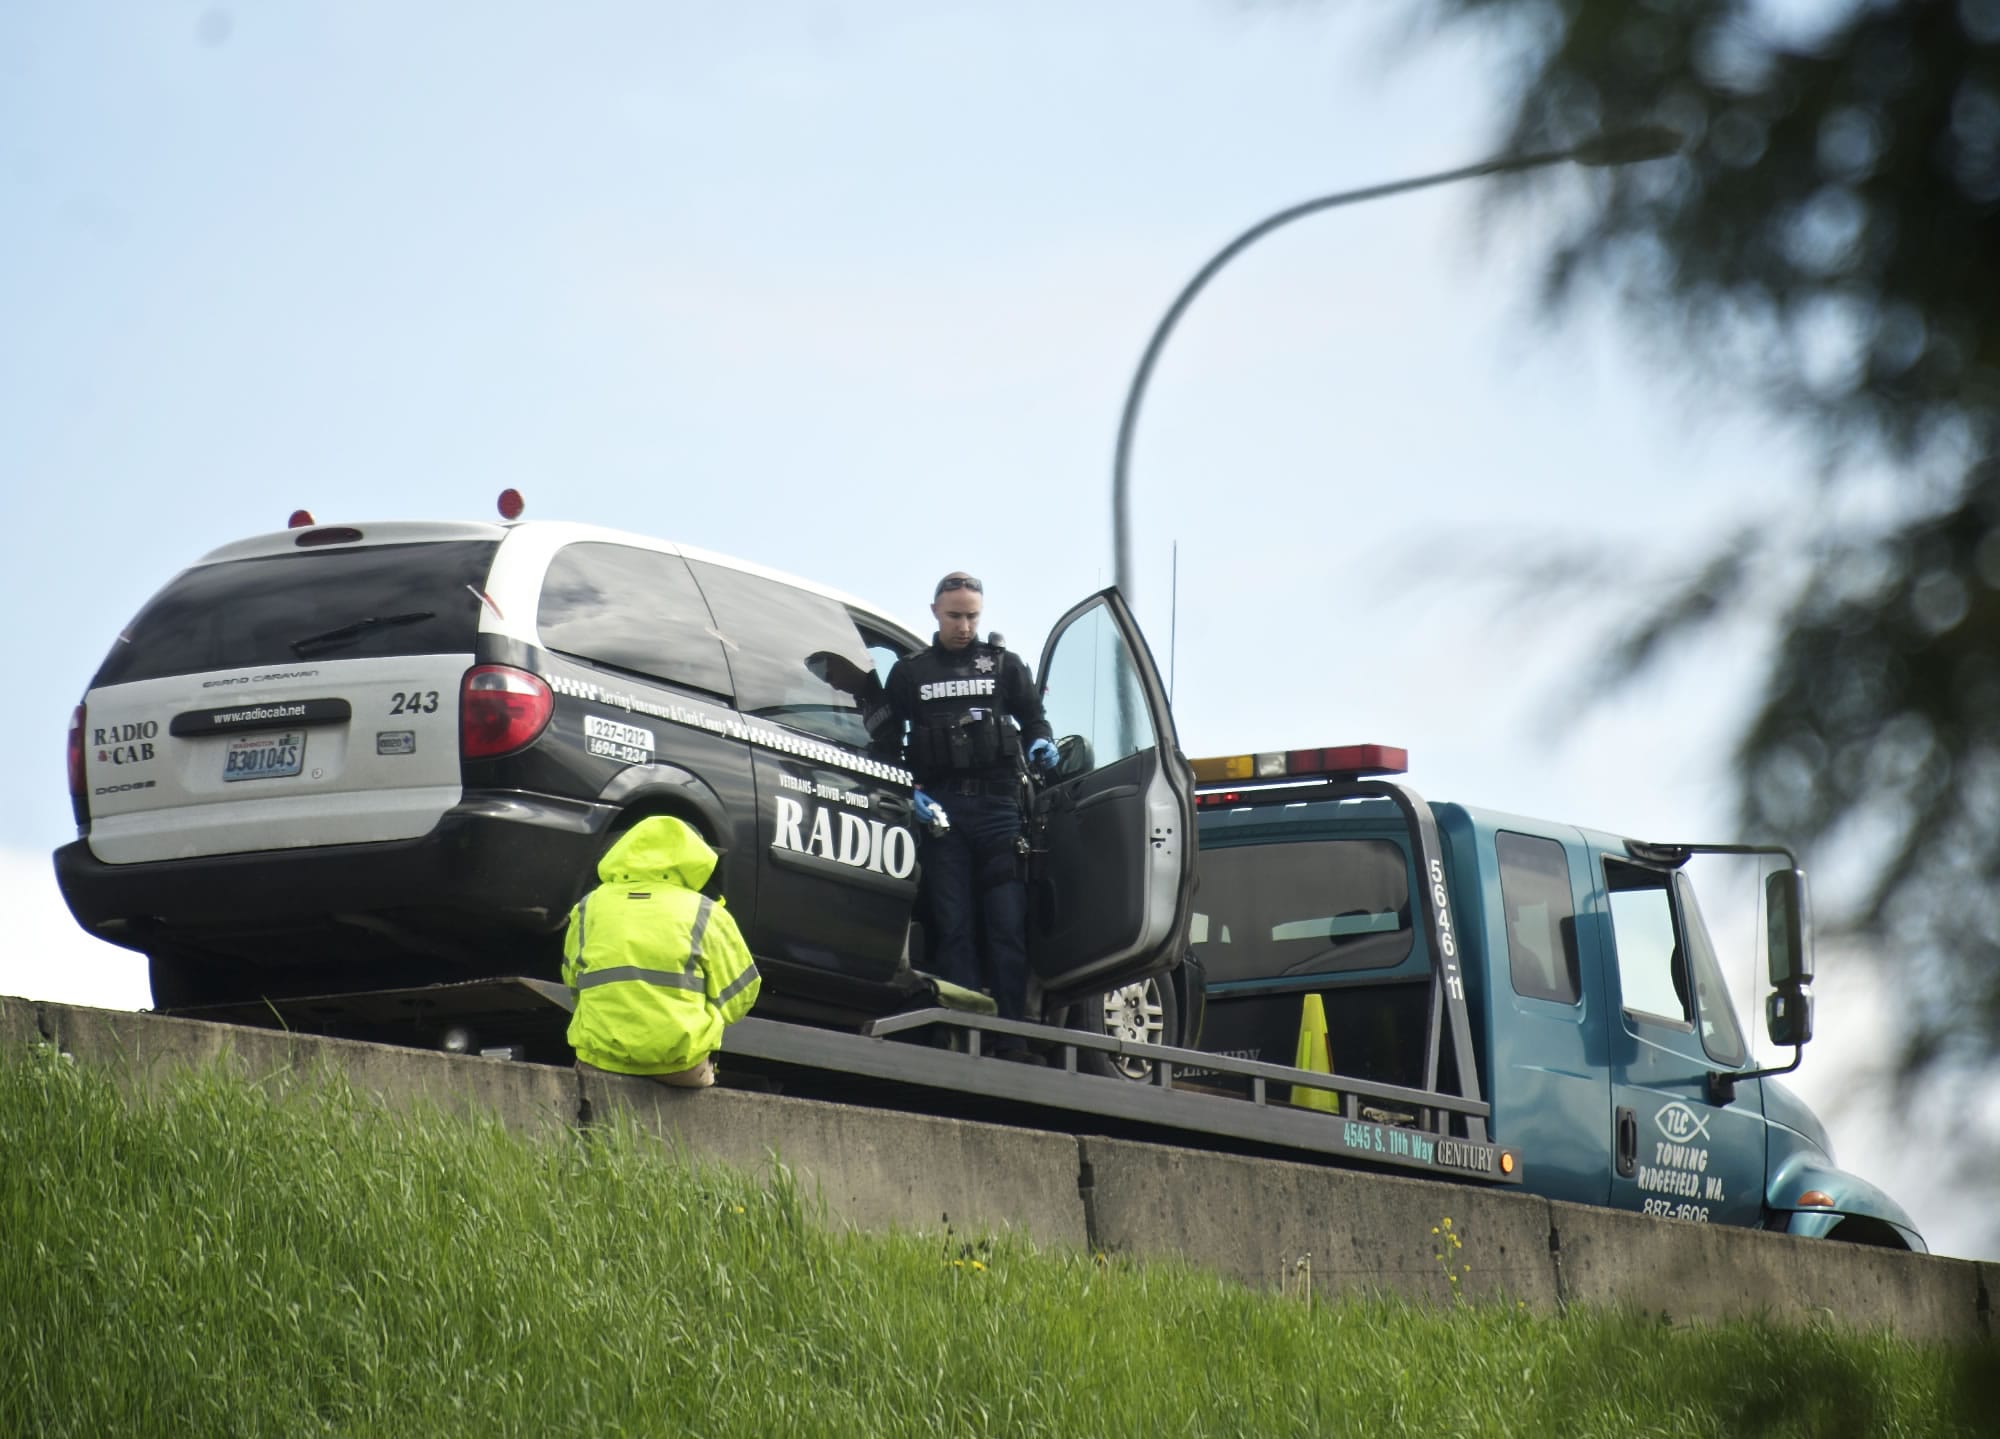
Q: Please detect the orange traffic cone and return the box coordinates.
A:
[1290,992,1338,1112]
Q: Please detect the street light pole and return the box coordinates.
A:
[1109,127,1682,609]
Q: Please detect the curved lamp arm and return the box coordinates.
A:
[1110,127,1682,607]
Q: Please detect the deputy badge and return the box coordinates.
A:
[974,654,995,673]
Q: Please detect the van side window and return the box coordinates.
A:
[1604,860,1691,1025]
[1496,831,1580,1004]
[686,560,883,749]
[537,543,733,698]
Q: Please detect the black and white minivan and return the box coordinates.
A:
[56,514,1199,1050]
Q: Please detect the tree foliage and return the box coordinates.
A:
[1425,0,2000,1082]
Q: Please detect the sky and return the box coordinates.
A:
[3,2,1992,1259]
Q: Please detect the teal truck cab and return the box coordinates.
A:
[1189,744,1924,1250]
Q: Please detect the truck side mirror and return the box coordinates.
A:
[1767,986,1814,1047]
[1765,868,1813,989]
[1764,868,1814,1048]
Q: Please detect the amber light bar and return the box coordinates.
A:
[1189,744,1408,787]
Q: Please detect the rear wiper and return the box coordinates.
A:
[290,611,436,657]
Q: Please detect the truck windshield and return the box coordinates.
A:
[1192,839,1413,984]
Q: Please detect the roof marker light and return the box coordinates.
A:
[497,488,525,520]
[288,509,316,529]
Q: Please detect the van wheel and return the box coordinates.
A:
[1068,975,1178,1083]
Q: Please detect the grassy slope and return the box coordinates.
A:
[2,1045,1991,1439]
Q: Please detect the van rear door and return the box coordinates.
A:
[77,532,499,862]
[1029,588,1196,1004]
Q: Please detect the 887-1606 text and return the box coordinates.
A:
[1643,1198,1710,1223]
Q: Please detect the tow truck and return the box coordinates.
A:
[1184,743,1922,1249]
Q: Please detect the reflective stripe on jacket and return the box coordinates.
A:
[561,816,761,1076]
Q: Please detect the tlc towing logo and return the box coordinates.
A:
[1655,1100,1711,1144]
[1637,1100,1725,1208]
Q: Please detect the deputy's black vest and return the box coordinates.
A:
[900,640,1025,783]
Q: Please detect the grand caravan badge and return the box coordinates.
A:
[1654,1100,1712,1144]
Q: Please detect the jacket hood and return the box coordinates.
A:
[597,816,718,890]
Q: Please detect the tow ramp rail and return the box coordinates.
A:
[166,978,1519,1186]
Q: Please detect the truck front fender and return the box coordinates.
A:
[1766,1152,1927,1252]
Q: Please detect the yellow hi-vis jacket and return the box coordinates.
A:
[561,816,761,1076]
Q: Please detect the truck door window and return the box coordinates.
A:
[1037,603,1151,773]
[1673,870,1750,1066]
[1497,831,1580,1004]
[538,543,734,699]
[1605,861,1692,1025]
[1192,840,1412,984]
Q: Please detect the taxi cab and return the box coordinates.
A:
[55,498,1198,1053]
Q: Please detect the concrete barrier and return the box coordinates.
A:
[576,1069,1089,1247]
[6,996,1992,1339]
[1078,1135,1563,1311]
[8,995,575,1137]
[1547,1200,1991,1344]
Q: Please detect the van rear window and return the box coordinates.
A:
[92,541,500,687]
[1193,838,1413,984]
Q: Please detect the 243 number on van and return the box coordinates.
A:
[389,691,440,715]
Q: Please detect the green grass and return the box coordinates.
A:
[2,1043,1992,1438]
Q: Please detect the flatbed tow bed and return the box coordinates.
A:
[165,977,1521,1187]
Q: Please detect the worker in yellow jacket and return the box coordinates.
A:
[562,815,761,1088]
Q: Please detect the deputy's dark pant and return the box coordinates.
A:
[921,791,1028,1026]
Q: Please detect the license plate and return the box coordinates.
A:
[222,731,305,782]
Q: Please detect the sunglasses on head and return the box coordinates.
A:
[935,575,983,596]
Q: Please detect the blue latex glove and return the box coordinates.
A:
[1027,737,1059,772]
[912,788,942,825]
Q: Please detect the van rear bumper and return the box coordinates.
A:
[54,790,614,952]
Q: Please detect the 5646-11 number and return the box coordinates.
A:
[390,691,440,715]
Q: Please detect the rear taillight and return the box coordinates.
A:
[67,704,85,797]
[460,665,553,759]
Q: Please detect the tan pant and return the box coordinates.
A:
[576,1056,715,1089]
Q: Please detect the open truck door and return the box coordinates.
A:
[1028,588,1197,1010]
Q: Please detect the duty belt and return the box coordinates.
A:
[934,777,1018,798]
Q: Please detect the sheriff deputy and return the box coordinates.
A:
[875,572,1057,1057]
